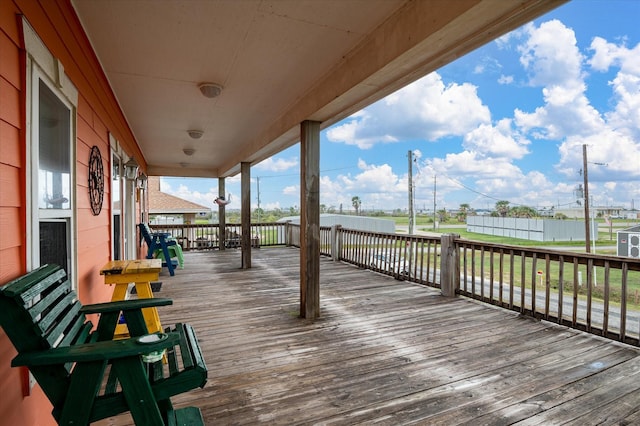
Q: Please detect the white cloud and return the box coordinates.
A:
[589,36,640,74]
[518,19,584,87]
[557,131,640,181]
[498,75,514,85]
[514,20,605,139]
[254,156,298,172]
[463,119,529,160]
[161,181,218,209]
[605,72,640,140]
[316,160,408,210]
[282,185,298,196]
[326,72,491,148]
[429,151,523,180]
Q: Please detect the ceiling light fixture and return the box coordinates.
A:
[198,82,223,98]
[183,148,195,156]
[179,162,189,168]
[187,129,204,139]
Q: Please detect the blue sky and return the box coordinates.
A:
[162,0,640,214]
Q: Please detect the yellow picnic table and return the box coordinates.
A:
[100,259,163,338]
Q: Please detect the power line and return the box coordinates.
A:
[414,164,535,208]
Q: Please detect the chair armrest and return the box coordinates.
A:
[12,333,180,367]
[80,298,173,315]
[152,232,178,245]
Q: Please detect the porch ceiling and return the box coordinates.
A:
[71,0,565,178]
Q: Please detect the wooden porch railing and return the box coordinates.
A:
[150,222,640,346]
[288,224,640,347]
[149,222,289,249]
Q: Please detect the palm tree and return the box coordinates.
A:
[437,208,449,223]
[495,200,510,217]
[351,196,361,215]
[457,203,470,222]
[510,205,538,218]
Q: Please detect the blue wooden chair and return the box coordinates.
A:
[138,224,183,276]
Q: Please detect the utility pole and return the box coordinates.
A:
[256,177,261,224]
[433,174,437,231]
[408,150,414,235]
[582,144,591,253]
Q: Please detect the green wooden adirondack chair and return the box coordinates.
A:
[0,264,207,425]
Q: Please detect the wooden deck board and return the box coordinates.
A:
[94,247,640,425]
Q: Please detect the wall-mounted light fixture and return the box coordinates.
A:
[137,173,148,190]
[198,82,223,98]
[124,157,139,180]
[187,130,204,139]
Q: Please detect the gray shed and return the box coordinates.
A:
[617,225,640,258]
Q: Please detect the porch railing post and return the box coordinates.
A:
[440,233,460,297]
[331,225,342,261]
[285,221,291,246]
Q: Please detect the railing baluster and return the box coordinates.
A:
[531,253,537,315]
[587,258,593,332]
[557,255,564,325]
[499,249,504,305]
[489,248,494,302]
[544,254,550,319]
[480,247,485,299]
[603,260,610,336]
[520,251,526,314]
[462,245,468,293]
[621,262,628,342]
[509,250,514,309]
[573,258,579,328]
[471,246,476,296]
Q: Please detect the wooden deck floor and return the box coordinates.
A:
[96,247,640,425]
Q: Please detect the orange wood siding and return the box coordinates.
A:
[0,2,53,424]
[76,96,113,306]
[0,3,25,283]
[0,1,144,424]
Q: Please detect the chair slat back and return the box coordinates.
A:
[0,264,89,353]
[138,223,154,246]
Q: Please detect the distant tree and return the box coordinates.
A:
[509,206,538,218]
[457,203,470,222]
[320,204,327,214]
[327,205,336,214]
[437,208,449,223]
[554,213,568,220]
[495,200,510,217]
[352,196,362,215]
[252,207,265,221]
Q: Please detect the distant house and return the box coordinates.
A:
[556,206,626,219]
[148,176,211,224]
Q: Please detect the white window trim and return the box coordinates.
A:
[23,17,78,283]
[110,133,125,260]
